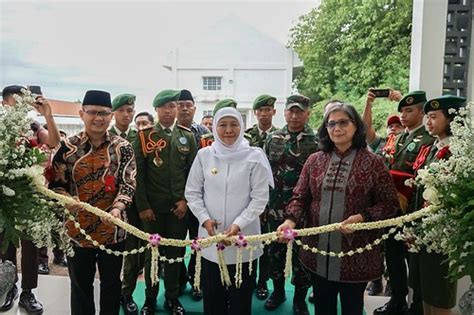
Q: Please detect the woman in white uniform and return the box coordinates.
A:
[185,106,273,315]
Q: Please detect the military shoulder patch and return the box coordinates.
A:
[177,124,192,132]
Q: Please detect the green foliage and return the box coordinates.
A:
[291,0,412,128]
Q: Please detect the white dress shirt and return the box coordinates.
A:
[185,147,269,264]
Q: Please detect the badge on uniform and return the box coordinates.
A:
[407,142,416,152]
[179,137,187,145]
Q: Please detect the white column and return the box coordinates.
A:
[409,0,449,99]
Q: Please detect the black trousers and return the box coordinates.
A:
[68,242,124,315]
[186,211,199,287]
[311,273,367,315]
[202,258,256,315]
[384,231,409,299]
[0,233,38,290]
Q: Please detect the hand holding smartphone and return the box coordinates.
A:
[369,88,390,98]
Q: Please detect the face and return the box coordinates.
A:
[177,100,196,125]
[155,102,177,127]
[284,107,310,132]
[201,117,213,131]
[399,104,424,129]
[216,116,241,146]
[1,95,16,106]
[135,115,153,130]
[387,122,403,136]
[113,105,135,128]
[80,105,113,135]
[326,110,357,150]
[255,106,276,126]
[426,110,450,138]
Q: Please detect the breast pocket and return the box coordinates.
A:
[177,144,190,160]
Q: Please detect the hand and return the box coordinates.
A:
[224,224,240,237]
[66,201,84,215]
[102,208,122,226]
[339,214,364,234]
[366,89,376,106]
[172,200,187,219]
[139,208,156,222]
[276,219,296,243]
[202,219,220,237]
[389,89,402,102]
[31,97,53,117]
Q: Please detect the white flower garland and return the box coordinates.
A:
[27,164,437,285]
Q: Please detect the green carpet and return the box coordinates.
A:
[121,279,365,315]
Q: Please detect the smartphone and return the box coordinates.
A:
[28,85,43,96]
[369,88,390,98]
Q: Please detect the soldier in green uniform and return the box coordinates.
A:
[264,95,318,315]
[244,94,278,300]
[199,99,254,148]
[409,95,465,315]
[374,91,434,315]
[109,93,142,315]
[134,89,197,315]
[245,94,278,148]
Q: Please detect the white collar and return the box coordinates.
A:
[435,137,450,150]
[113,125,130,136]
[159,122,176,131]
[407,123,425,136]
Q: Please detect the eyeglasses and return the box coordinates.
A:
[326,119,354,129]
[83,109,113,118]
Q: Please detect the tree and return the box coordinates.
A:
[290,0,412,131]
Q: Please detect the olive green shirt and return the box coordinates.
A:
[134,124,197,213]
[390,125,435,174]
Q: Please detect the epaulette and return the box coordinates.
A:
[177,124,192,132]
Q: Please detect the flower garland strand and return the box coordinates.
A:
[191,239,202,290]
[216,242,232,287]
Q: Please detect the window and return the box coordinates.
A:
[203,110,213,117]
[203,77,222,91]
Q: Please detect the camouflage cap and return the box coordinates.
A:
[253,94,276,110]
[398,91,426,111]
[423,94,466,114]
[112,93,136,111]
[286,94,310,110]
[153,89,181,108]
[213,99,237,116]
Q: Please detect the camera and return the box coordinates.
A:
[369,88,390,98]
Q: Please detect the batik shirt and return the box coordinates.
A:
[49,131,136,247]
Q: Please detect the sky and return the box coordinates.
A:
[1,0,319,113]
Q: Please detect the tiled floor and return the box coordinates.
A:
[3,274,391,315]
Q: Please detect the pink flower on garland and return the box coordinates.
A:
[283,228,298,241]
[234,233,248,248]
[148,233,162,246]
[191,238,201,251]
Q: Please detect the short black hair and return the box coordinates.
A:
[318,103,367,152]
[135,111,154,124]
[201,115,213,121]
[2,85,25,99]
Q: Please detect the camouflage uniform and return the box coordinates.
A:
[264,124,318,287]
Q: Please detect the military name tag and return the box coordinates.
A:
[407,142,416,152]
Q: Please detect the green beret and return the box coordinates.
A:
[153,89,181,108]
[112,93,136,111]
[213,99,237,116]
[253,94,276,110]
[398,91,426,111]
[286,94,310,110]
[423,95,466,114]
